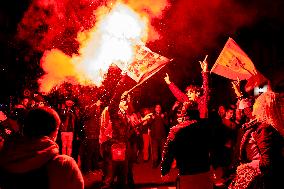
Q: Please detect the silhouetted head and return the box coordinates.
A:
[23,107,61,140]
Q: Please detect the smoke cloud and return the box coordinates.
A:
[153,0,256,56]
[16,0,256,95]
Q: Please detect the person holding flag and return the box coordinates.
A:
[100,74,152,189]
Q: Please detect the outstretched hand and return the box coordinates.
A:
[164,73,171,84]
[199,55,208,72]
[142,113,153,121]
[231,77,242,97]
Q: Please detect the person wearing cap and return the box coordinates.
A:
[0,107,84,189]
[229,91,284,189]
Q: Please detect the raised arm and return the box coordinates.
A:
[199,56,210,118]
[231,78,243,99]
[108,75,128,116]
[164,73,188,103]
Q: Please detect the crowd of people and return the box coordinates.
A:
[0,57,284,189]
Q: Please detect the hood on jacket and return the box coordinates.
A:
[0,136,59,173]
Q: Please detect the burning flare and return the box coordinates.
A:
[39,2,151,93]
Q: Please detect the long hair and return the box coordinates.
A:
[253,91,284,138]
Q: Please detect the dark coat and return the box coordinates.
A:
[161,119,213,176]
[0,136,84,189]
[238,123,284,189]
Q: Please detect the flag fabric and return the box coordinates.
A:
[126,44,172,84]
[211,37,257,80]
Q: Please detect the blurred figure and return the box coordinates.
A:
[140,108,152,162]
[229,91,284,189]
[34,95,46,108]
[218,106,238,182]
[218,105,226,119]
[0,111,9,151]
[0,107,84,189]
[28,99,36,109]
[60,99,76,157]
[150,104,168,168]
[100,87,151,189]
[80,100,102,174]
[21,97,29,109]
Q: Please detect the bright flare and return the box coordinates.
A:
[75,3,148,85]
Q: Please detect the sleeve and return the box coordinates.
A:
[199,71,209,118]
[161,129,176,176]
[168,83,189,103]
[255,125,275,173]
[48,155,84,189]
[108,75,128,116]
[99,107,112,144]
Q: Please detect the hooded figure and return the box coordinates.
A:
[0,107,84,189]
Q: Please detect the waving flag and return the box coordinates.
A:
[211,37,257,80]
[115,44,172,86]
[127,44,172,84]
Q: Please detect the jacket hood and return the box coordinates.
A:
[0,136,59,173]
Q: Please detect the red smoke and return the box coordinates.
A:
[16,0,170,54]
[153,0,256,56]
[16,0,102,54]
[19,0,170,93]
[16,0,256,95]
[16,0,255,57]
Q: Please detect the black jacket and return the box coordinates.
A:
[161,119,213,176]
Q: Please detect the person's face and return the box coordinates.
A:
[155,105,162,114]
[119,99,129,111]
[225,109,234,119]
[22,98,29,106]
[30,100,36,107]
[186,90,198,101]
[38,101,45,107]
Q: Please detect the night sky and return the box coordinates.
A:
[1,0,284,111]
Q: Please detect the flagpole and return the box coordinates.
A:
[128,59,172,93]
[128,81,143,93]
